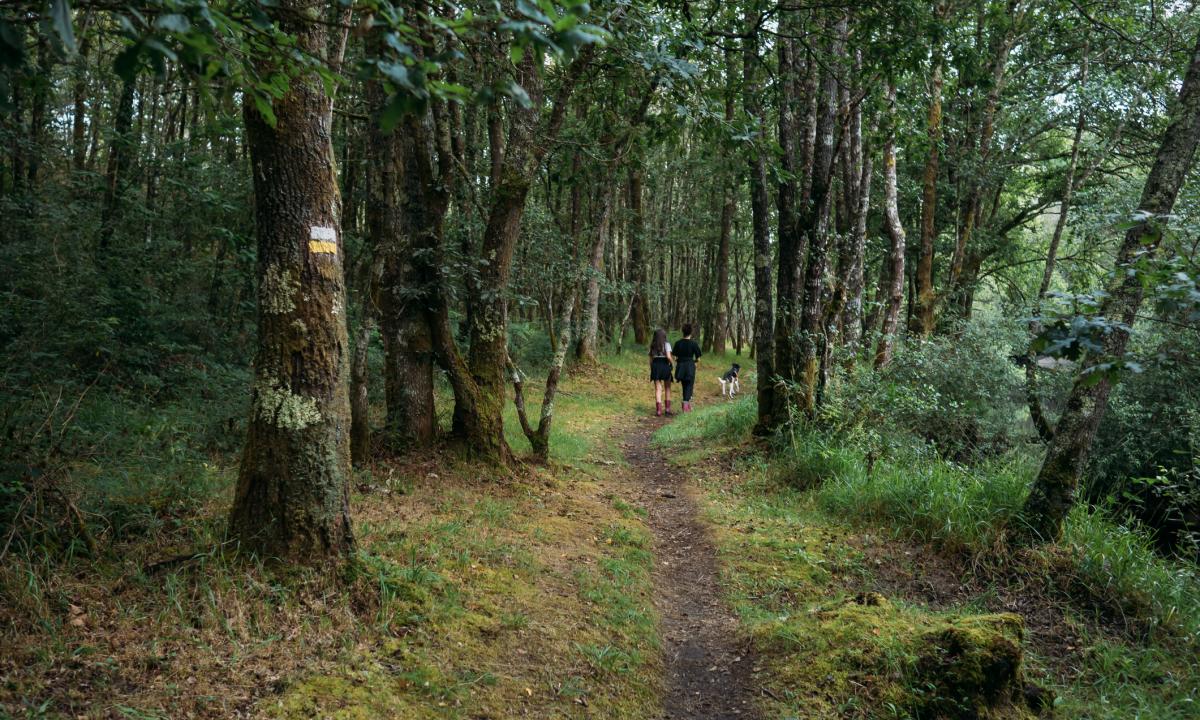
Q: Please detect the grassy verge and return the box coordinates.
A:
[1,357,660,719]
[654,397,1200,720]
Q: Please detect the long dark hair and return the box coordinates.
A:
[649,328,668,357]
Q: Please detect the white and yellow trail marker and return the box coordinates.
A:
[308,225,338,255]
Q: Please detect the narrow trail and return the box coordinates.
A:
[621,415,761,720]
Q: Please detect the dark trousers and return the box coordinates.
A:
[676,360,696,401]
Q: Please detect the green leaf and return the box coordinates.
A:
[114,43,143,81]
[51,0,76,53]
[379,92,422,133]
[155,14,192,34]
[253,93,277,127]
[504,80,532,109]
[510,43,524,65]
[0,19,25,68]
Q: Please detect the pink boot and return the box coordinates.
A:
[683,401,691,412]
[665,400,673,416]
[655,401,662,417]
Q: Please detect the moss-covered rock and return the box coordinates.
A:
[909,612,1030,719]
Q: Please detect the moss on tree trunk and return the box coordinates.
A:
[228,0,354,560]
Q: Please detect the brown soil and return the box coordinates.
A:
[621,415,761,720]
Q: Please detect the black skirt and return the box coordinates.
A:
[650,357,673,381]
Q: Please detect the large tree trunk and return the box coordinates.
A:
[1021,32,1200,542]
[462,51,591,464]
[743,13,776,434]
[909,29,945,338]
[771,12,807,407]
[228,0,354,560]
[874,84,907,370]
[792,17,843,418]
[370,83,436,449]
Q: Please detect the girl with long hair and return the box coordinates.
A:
[648,327,675,416]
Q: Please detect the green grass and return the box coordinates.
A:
[1,351,663,719]
[657,395,1200,720]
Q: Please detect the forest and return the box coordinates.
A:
[2,0,1200,718]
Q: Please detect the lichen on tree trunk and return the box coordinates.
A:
[228,0,354,560]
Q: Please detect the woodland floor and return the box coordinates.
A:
[2,352,1193,718]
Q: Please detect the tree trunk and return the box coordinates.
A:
[370,88,437,449]
[576,185,614,364]
[1024,51,1090,445]
[875,84,907,370]
[1020,31,1200,542]
[463,50,594,464]
[229,0,354,560]
[834,53,872,354]
[910,32,945,338]
[26,35,49,187]
[629,168,650,345]
[793,16,843,418]
[744,12,776,434]
[947,6,1019,312]
[350,269,378,467]
[98,76,136,249]
[772,12,806,402]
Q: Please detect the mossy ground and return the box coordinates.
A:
[6,345,1193,719]
[0,352,662,719]
[654,394,1200,720]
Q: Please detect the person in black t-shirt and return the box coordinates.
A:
[673,323,702,412]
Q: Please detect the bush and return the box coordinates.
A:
[1087,328,1200,556]
[825,316,1029,462]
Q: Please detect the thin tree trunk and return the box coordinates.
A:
[875,84,907,370]
[834,53,873,353]
[26,35,49,187]
[947,4,1020,310]
[350,257,381,466]
[1021,32,1200,542]
[773,10,806,397]
[744,12,775,434]
[910,17,946,338]
[628,168,650,345]
[1025,51,1090,445]
[98,76,136,249]
[229,0,354,560]
[576,185,614,363]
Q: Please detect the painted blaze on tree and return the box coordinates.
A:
[227,0,354,560]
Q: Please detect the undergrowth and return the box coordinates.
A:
[655,387,1200,720]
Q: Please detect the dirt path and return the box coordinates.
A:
[621,415,761,720]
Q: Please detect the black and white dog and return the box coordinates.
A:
[718,363,741,398]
